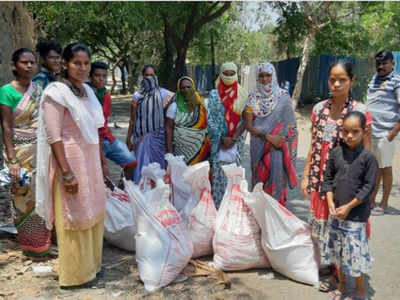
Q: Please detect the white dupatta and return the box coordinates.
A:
[35,82,105,230]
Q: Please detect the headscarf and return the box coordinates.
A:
[216,62,248,136]
[134,75,164,138]
[248,62,281,117]
[176,76,203,112]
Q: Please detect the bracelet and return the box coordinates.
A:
[9,158,19,165]
[257,132,266,139]
[61,172,75,182]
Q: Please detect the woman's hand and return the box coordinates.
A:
[221,137,235,150]
[62,174,79,195]
[267,135,285,148]
[126,138,133,151]
[301,177,309,199]
[335,204,351,220]
[8,161,20,181]
[327,198,336,216]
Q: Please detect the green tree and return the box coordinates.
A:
[28,1,163,93]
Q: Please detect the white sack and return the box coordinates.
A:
[125,178,193,292]
[213,164,270,271]
[165,154,191,212]
[245,183,319,286]
[138,162,166,192]
[104,187,136,251]
[182,161,217,258]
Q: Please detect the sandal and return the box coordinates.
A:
[371,206,385,216]
[327,290,344,300]
[343,296,368,300]
[319,275,338,293]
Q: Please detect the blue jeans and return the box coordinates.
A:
[102,138,137,167]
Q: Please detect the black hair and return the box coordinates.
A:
[90,61,108,77]
[328,60,355,80]
[142,64,156,76]
[375,50,393,62]
[343,111,366,130]
[11,48,35,76]
[36,41,62,59]
[62,43,91,63]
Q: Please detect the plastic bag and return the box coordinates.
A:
[245,183,319,286]
[125,177,193,292]
[138,163,166,192]
[213,164,270,271]
[182,161,217,258]
[104,187,136,251]
[165,154,191,212]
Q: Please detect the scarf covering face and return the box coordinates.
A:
[248,62,280,117]
[176,76,202,112]
[216,62,248,136]
[134,75,164,139]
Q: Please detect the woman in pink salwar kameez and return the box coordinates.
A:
[36,43,107,287]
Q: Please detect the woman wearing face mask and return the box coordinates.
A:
[207,62,248,208]
[165,76,210,165]
[245,62,298,206]
[127,69,174,183]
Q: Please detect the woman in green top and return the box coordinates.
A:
[0,48,51,256]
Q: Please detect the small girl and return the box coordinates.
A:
[322,111,378,300]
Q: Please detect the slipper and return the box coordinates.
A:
[327,290,344,300]
[319,275,338,293]
[343,296,368,300]
[371,206,385,216]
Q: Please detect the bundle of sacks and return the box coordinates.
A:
[165,157,318,286]
[106,155,319,291]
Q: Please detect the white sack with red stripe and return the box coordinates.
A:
[124,177,193,292]
[245,183,319,286]
[181,161,217,258]
[213,164,270,271]
[165,154,191,212]
[104,187,136,251]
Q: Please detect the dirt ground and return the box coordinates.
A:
[1,97,399,300]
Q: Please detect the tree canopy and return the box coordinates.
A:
[26,1,400,95]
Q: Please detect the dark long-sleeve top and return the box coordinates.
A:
[322,143,378,222]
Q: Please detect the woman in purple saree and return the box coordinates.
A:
[244,62,298,206]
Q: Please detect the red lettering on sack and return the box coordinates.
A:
[156,209,182,228]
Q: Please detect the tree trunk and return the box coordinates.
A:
[211,32,216,89]
[127,60,139,94]
[167,48,187,91]
[120,63,127,94]
[159,23,175,88]
[291,30,315,110]
[110,66,117,95]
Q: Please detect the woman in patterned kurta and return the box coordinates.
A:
[207,62,248,208]
[0,48,51,256]
[301,61,372,292]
